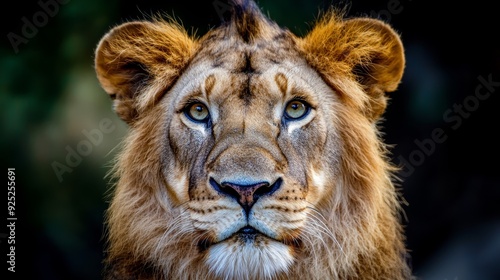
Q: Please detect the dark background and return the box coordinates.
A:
[1,0,499,279]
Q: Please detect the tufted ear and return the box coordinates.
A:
[299,13,405,121]
[94,21,197,124]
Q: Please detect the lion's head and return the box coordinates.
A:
[95,1,411,279]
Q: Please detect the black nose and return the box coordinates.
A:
[210,178,282,213]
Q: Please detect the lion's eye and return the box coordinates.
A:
[284,100,309,120]
[185,103,210,122]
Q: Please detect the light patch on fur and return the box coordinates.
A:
[182,118,209,136]
[311,168,326,194]
[166,169,189,204]
[306,167,328,205]
[206,237,293,280]
[286,110,315,134]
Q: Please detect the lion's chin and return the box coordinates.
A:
[205,233,294,280]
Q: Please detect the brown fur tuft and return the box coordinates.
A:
[224,0,282,43]
[95,20,198,124]
[297,9,405,120]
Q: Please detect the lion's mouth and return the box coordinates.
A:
[237,225,258,235]
[197,225,260,251]
[197,225,302,252]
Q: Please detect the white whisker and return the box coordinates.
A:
[305,205,346,257]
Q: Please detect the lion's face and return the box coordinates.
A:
[95,1,410,279]
[162,40,339,277]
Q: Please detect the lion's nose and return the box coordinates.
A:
[210,178,282,214]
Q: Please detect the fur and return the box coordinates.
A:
[94,1,412,279]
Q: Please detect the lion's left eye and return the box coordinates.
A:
[184,102,210,123]
[284,100,310,120]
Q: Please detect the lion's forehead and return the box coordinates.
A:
[196,27,299,66]
[174,43,325,111]
[185,31,314,89]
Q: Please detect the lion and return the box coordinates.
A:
[94,0,412,279]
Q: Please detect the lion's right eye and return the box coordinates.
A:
[284,100,310,120]
[184,103,210,123]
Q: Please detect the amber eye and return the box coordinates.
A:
[284,100,309,120]
[185,102,210,122]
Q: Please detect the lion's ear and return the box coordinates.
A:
[299,15,405,120]
[95,21,197,124]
